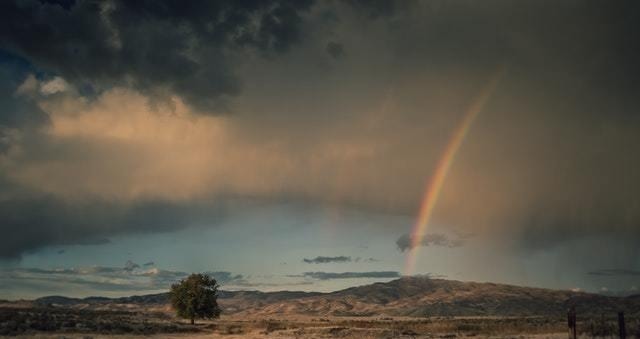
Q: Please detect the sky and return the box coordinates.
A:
[1,0,640,299]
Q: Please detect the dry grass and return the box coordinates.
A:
[4,305,640,338]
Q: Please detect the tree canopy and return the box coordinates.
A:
[170,273,221,324]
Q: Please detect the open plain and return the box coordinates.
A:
[2,277,639,338]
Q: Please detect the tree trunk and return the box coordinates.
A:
[191,317,195,325]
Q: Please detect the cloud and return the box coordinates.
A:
[124,260,139,271]
[0,262,246,296]
[344,0,408,19]
[354,257,379,263]
[0,0,316,113]
[0,54,49,132]
[587,269,640,277]
[300,271,400,280]
[39,76,69,95]
[0,0,639,277]
[0,191,225,258]
[325,41,345,59]
[303,256,351,264]
[396,233,464,252]
[203,271,246,285]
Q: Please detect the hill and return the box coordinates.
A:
[27,277,640,317]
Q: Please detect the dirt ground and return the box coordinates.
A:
[5,331,573,339]
[3,314,579,338]
[4,305,629,338]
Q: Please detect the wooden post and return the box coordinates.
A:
[618,311,626,339]
[567,306,577,339]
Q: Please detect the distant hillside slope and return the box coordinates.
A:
[29,277,640,317]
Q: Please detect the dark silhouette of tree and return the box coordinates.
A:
[170,273,221,324]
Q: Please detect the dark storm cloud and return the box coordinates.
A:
[0,0,315,113]
[0,185,226,258]
[588,269,640,277]
[303,256,351,264]
[0,52,49,138]
[301,271,399,280]
[344,0,406,19]
[325,41,345,59]
[396,233,464,252]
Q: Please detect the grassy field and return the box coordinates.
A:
[5,305,634,338]
[5,277,639,337]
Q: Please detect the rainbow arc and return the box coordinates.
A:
[404,67,506,276]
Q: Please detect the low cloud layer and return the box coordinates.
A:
[303,256,351,264]
[0,261,246,296]
[0,262,402,298]
[0,191,226,258]
[301,271,400,280]
[396,233,464,252]
[588,269,640,277]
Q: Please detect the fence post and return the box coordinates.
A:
[618,311,626,339]
[568,306,577,339]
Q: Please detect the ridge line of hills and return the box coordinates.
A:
[15,277,640,317]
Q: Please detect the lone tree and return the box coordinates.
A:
[170,273,221,324]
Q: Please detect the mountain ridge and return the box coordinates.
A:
[26,277,640,317]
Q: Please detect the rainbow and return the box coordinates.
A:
[404,67,506,276]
